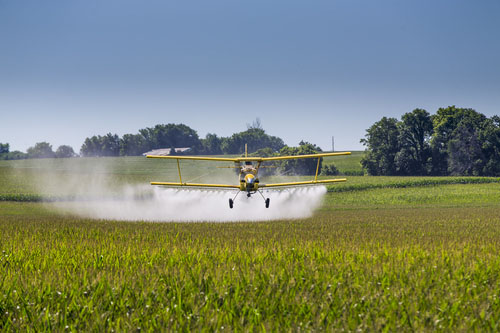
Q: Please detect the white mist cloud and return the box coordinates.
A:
[52,185,327,222]
[27,158,327,222]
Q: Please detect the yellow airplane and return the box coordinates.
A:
[147,147,350,209]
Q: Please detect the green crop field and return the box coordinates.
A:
[323,150,364,175]
[2,157,500,330]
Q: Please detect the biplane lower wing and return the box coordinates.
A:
[260,178,347,188]
[151,181,239,189]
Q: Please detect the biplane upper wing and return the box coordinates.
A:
[147,151,351,162]
[258,151,351,161]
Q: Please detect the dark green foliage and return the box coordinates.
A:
[77,122,287,157]
[249,148,279,176]
[139,123,202,151]
[100,133,122,156]
[0,150,27,160]
[0,143,9,154]
[395,109,433,175]
[360,117,400,175]
[26,142,55,159]
[55,145,76,158]
[279,142,322,175]
[201,133,223,154]
[362,106,500,176]
[80,133,121,157]
[80,124,202,157]
[221,128,284,154]
[80,136,102,157]
[479,116,500,175]
[298,140,322,152]
[320,163,339,176]
[447,122,483,175]
[120,134,148,156]
[249,147,276,158]
[0,143,27,160]
[0,194,45,202]
[431,106,488,175]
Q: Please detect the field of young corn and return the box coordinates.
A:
[1,157,500,330]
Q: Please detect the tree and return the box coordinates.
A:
[360,117,400,175]
[298,140,322,152]
[139,124,201,151]
[360,106,499,176]
[430,106,487,175]
[395,109,433,175]
[55,145,76,158]
[1,151,27,160]
[247,118,263,130]
[80,136,102,157]
[479,116,500,176]
[250,147,276,158]
[0,143,9,154]
[100,133,121,156]
[279,142,323,175]
[201,133,222,154]
[221,128,285,154]
[320,163,339,176]
[120,134,149,156]
[0,143,26,160]
[447,122,484,175]
[27,142,55,159]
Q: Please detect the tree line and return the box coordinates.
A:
[79,121,285,157]
[361,106,500,176]
[0,120,285,159]
[1,120,328,175]
[0,142,75,160]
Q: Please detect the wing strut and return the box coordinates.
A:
[315,157,320,181]
[177,159,182,183]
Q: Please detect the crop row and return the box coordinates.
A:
[327,177,500,192]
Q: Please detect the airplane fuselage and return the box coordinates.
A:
[239,163,259,195]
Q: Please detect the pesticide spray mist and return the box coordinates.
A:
[28,158,327,222]
[53,185,327,222]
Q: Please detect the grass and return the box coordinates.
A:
[2,156,500,330]
[323,150,364,175]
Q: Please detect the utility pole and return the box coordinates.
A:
[331,136,335,152]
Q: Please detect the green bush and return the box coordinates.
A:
[320,164,339,176]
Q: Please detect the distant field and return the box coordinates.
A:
[2,156,500,330]
[323,150,364,175]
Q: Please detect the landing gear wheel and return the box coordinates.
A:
[265,198,270,208]
[229,198,234,209]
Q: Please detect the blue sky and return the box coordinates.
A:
[1,0,499,152]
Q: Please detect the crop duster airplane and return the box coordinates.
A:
[147,148,351,209]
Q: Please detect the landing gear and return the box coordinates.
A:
[228,191,269,209]
[229,191,240,209]
[258,190,270,208]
